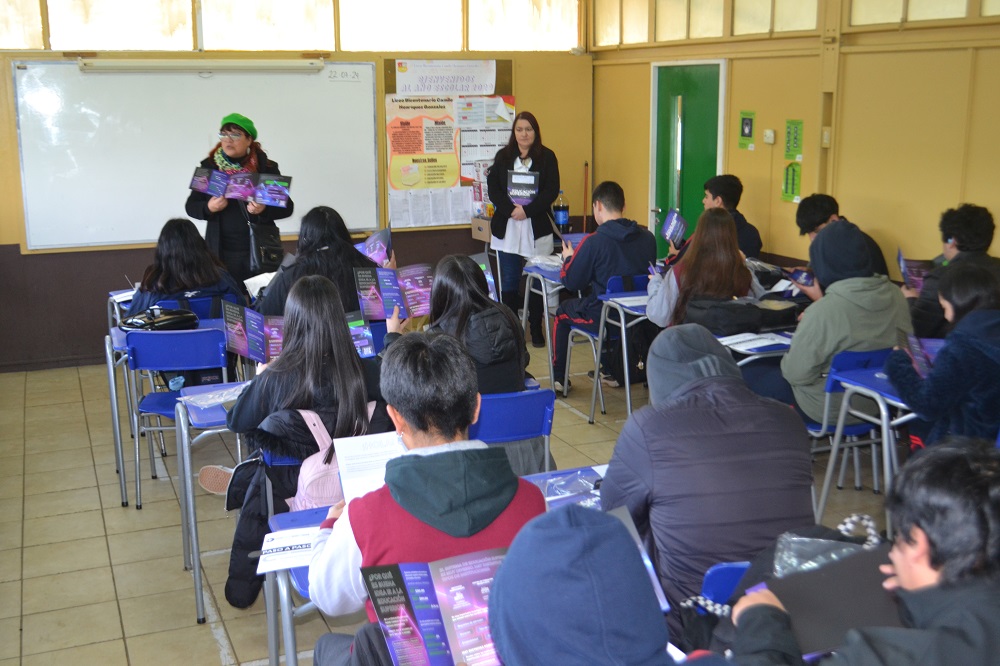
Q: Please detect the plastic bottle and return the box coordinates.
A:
[553,190,570,235]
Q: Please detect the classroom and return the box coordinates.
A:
[2,0,1000,664]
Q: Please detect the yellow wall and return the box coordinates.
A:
[0,51,593,250]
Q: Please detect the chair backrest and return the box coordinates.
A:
[823,348,892,394]
[468,389,556,443]
[701,561,751,605]
[126,329,228,373]
[156,293,241,319]
[606,274,650,294]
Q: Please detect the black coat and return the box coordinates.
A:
[254,249,376,316]
[487,146,560,241]
[908,251,1000,338]
[430,305,527,394]
[184,148,295,281]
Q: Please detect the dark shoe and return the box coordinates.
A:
[530,323,545,348]
[587,370,622,388]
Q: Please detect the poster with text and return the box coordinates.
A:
[457,95,515,182]
[785,119,804,162]
[739,111,756,151]
[387,96,461,193]
[395,60,496,96]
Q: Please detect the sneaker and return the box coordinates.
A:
[198,465,234,495]
[587,370,622,388]
[553,379,572,394]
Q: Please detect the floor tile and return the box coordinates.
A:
[24,448,95,474]
[113,555,194,599]
[553,448,599,469]
[125,623,238,665]
[0,440,24,458]
[0,549,20,583]
[0,521,21,551]
[20,639,128,666]
[574,441,617,465]
[21,599,122,655]
[0,475,22,500]
[103,499,180,535]
[120,588,205,637]
[0,581,19,619]
[23,509,105,547]
[99,478,176,509]
[23,486,101,520]
[24,465,96,496]
[0,498,22,524]
[108,525,182,565]
[227,611,331,664]
[22,536,109,579]
[21,566,116,614]
[0,617,19,660]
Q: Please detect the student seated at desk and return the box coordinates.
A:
[731,439,1000,666]
[704,174,762,259]
[742,220,911,424]
[552,181,657,393]
[885,263,1000,446]
[219,275,388,609]
[904,204,1000,339]
[600,324,814,639]
[125,218,245,316]
[646,207,766,329]
[489,505,728,666]
[795,194,889,282]
[309,333,545,666]
[256,205,379,315]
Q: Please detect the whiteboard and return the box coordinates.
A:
[14,61,379,249]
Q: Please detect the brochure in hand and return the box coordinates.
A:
[222,301,284,364]
[897,330,946,378]
[354,264,435,322]
[469,252,499,301]
[506,170,538,206]
[354,228,393,266]
[189,168,292,207]
[362,548,507,666]
[897,249,936,292]
[660,209,688,247]
[347,310,377,359]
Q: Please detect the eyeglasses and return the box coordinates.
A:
[218,132,246,141]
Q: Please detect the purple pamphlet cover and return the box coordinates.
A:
[660,209,688,246]
[506,170,538,206]
[253,174,292,208]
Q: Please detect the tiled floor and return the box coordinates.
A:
[0,347,885,664]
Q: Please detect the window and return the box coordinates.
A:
[689,0,723,38]
[655,0,687,41]
[202,0,335,50]
[733,0,770,35]
[469,0,578,50]
[623,0,650,43]
[0,0,44,48]
[907,0,966,21]
[594,0,621,46]
[986,0,1000,17]
[850,0,903,25]
[47,0,192,50]
[774,0,816,32]
[340,0,460,51]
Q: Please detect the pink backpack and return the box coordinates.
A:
[286,409,344,512]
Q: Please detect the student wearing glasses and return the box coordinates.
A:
[185,113,294,282]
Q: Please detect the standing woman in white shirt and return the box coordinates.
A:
[486,111,561,347]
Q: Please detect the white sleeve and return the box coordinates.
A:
[307,504,369,617]
[645,269,679,327]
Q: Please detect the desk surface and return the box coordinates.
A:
[831,368,905,405]
[110,318,227,351]
[523,263,562,283]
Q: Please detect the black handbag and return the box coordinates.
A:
[119,307,199,331]
[247,220,284,275]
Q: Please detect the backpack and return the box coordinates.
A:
[683,298,762,336]
[286,409,344,512]
[606,319,662,387]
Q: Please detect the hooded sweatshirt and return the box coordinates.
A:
[560,218,658,312]
[781,221,911,422]
[308,442,545,621]
[885,309,1000,443]
[489,505,685,666]
[601,325,814,634]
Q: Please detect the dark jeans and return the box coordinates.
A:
[739,356,810,422]
[497,249,542,331]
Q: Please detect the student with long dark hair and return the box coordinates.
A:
[256,206,378,316]
[487,111,560,347]
[885,262,1000,445]
[126,218,245,316]
[646,208,764,328]
[228,274,378,433]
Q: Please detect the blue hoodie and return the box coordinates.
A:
[489,505,678,666]
[885,309,1000,444]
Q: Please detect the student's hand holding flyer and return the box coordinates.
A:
[511,204,527,220]
[900,284,919,299]
[383,250,397,269]
[561,240,574,261]
[386,305,410,334]
[326,500,346,521]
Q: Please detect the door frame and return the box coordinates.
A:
[648,59,728,221]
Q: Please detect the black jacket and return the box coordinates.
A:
[600,376,814,634]
[255,250,376,316]
[430,305,527,394]
[885,309,1000,444]
[184,149,294,280]
[909,251,1000,338]
[733,579,1000,665]
[125,271,245,317]
[487,146,560,240]
[732,209,764,259]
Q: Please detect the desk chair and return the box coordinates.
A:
[468,389,556,473]
[155,293,242,319]
[700,561,751,614]
[125,328,228,508]
[806,349,891,521]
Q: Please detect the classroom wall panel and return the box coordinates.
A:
[593,62,651,225]
[834,50,972,268]
[724,56,821,262]
[962,47,1000,253]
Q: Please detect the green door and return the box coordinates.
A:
[653,64,722,258]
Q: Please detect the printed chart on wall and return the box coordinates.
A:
[739,111,756,150]
[782,119,804,203]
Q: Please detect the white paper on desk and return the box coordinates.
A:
[111,289,135,304]
[718,332,792,354]
[256,526,320,574]
[667,643,687,662]
[611,295,649,308]
[336,431,406,502]
[592,464,608,477]
[244,271,276,296]
[528,255,562,269]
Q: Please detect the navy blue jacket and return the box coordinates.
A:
[731,208,763,259]
[885,309,1000,444]
[125,272,245,317]
[909,251,1000,338]
[559,217,657,319]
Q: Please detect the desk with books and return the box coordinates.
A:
[593,291,650,419]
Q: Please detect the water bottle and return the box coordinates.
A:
[553,190,570,236]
